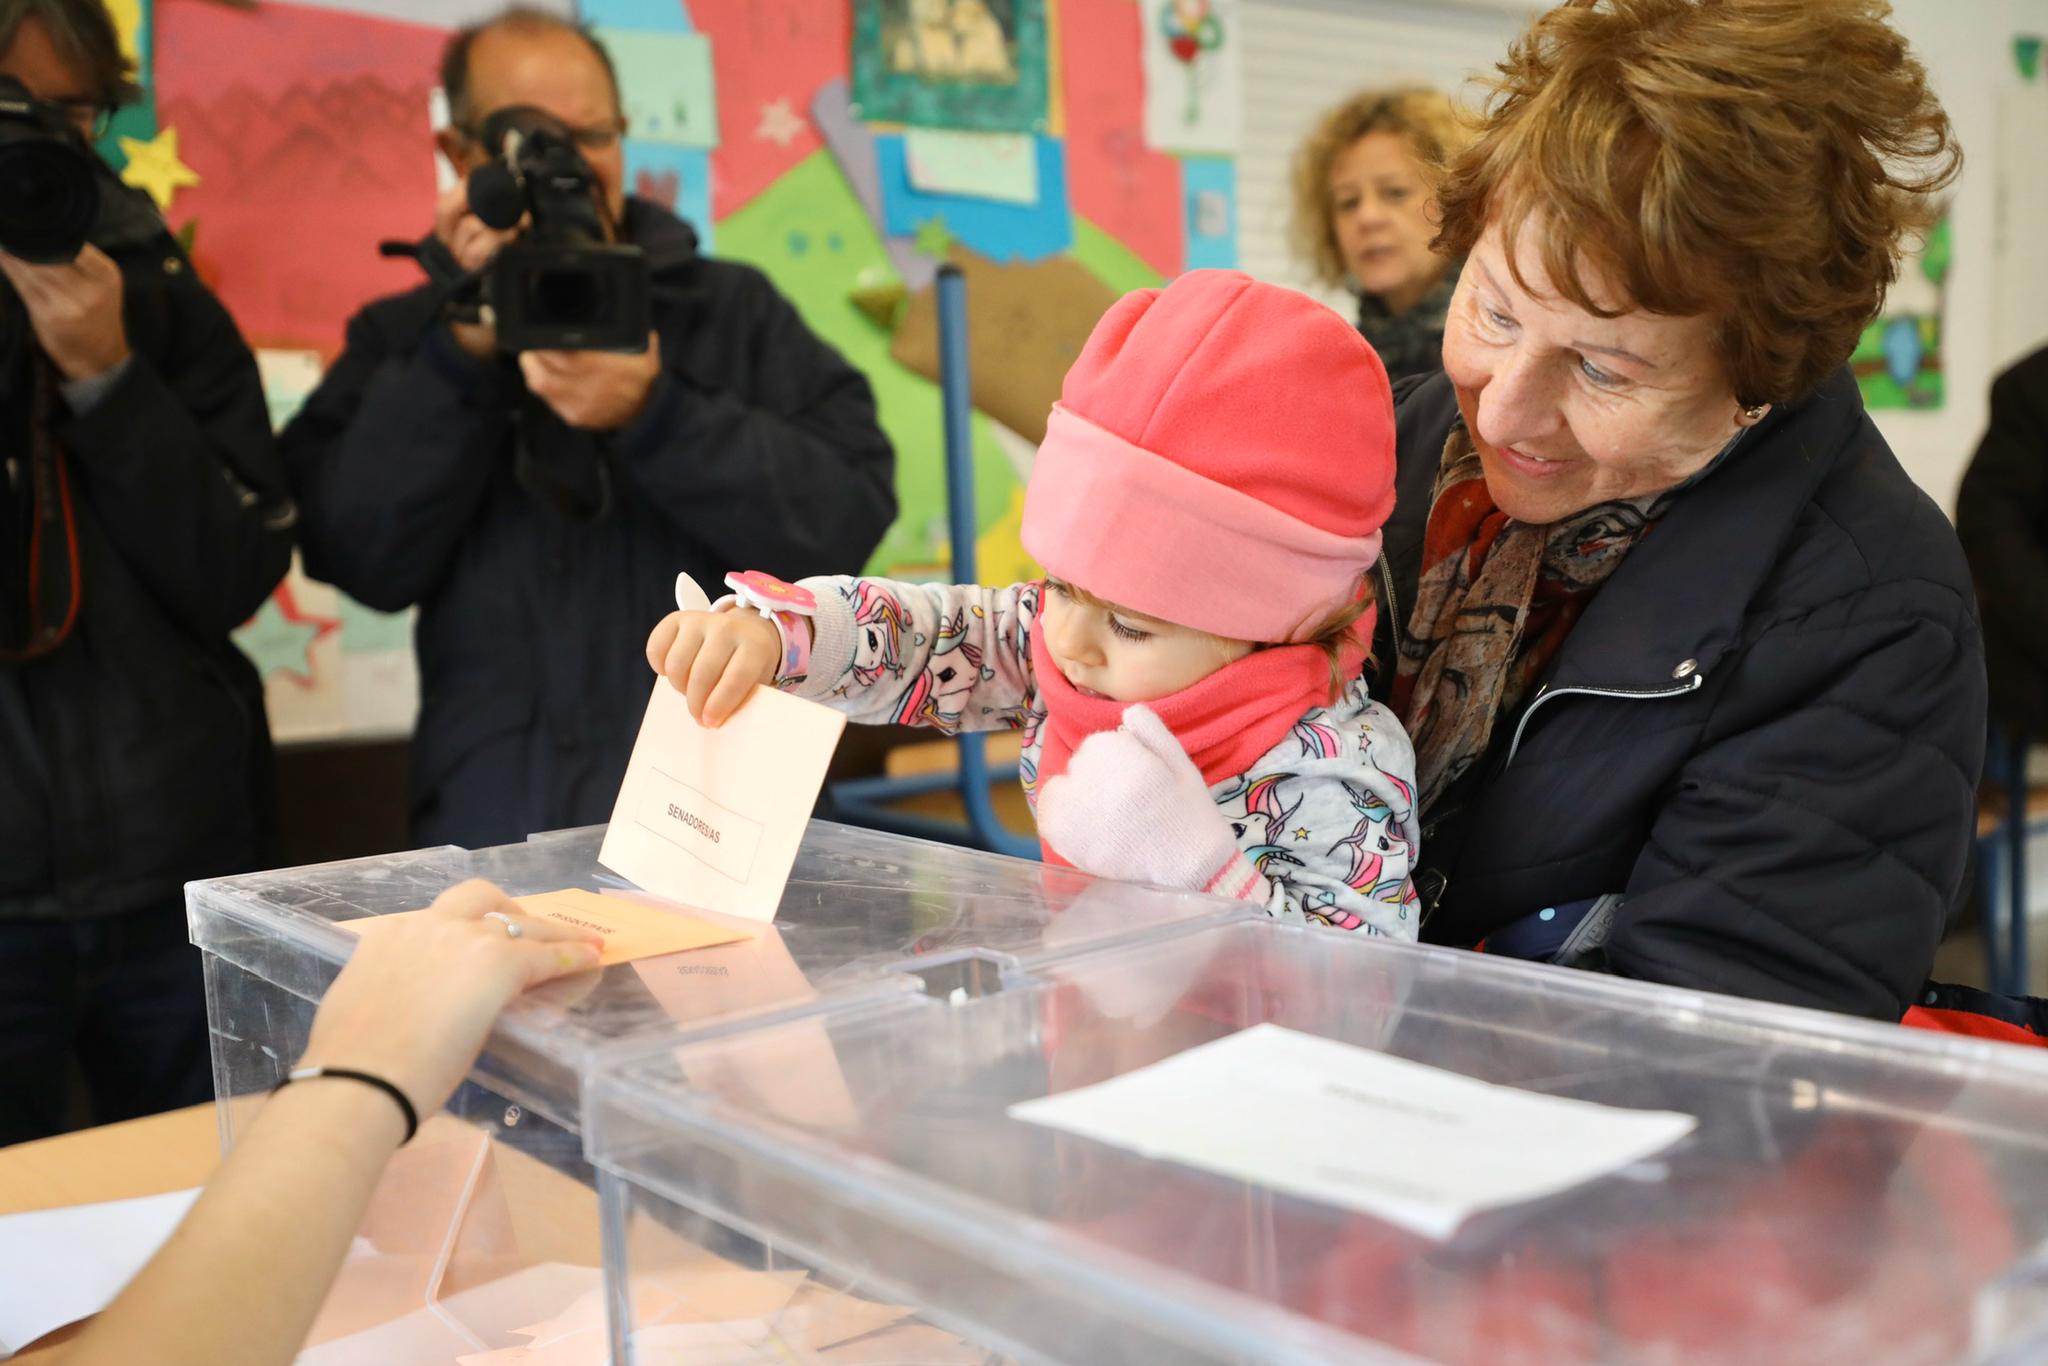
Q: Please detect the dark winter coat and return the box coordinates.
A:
[1956,344,2048,738]
[0,228,292,919]
[281,199,895,848]
[1368,369,1985,1021]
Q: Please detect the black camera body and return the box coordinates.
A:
[468,107,650,353]
[0,75,162,266]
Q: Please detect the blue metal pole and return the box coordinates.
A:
[935,265,1038,860]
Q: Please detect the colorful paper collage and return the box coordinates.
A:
[1059,0,1184,277]
[584,2,716,248]
[579,0,693,29]
[624,141,716,251]
[1142,0,1242,155]
[237,352,418,741]
[811,78,934,292]
[595,28,719,146]
[904,127,1039,204]
[850,0,1050,134]
[153,0,1239,737]
[718,152,1020,580]
[876,133,1072,262]
[94,0,155,173]
[154,0,447,353]
[688,0,847,218]
[1181,155,1236,271]
[1852,210,1951,410]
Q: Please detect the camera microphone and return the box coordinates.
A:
[468,161,525,232]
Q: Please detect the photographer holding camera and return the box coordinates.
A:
[283,9,897,849]
[0,0,294,1143]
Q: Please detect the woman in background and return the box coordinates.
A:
[1291,87,1470,383]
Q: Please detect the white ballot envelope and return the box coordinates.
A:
[600,574,846,922]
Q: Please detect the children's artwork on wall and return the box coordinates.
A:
[269,0,571,26]
[1852,209,1951,410]
[904,127,1038,204]
[116,126,199,210]
[94,0,154,172]
[689,0,845,218]
[2016,35,2042,81]
[596,29,719,146]
[1061,0,1183,277]
[1181,155,1236,271]
[624,141,715,250]
[813,77,937,293]
[876,132,1071,261]
[163,0,1238,740]
[889,245,1120,445]
[235,350,421,742]
[850,0,1049,134]
[155,0,446,354]
[1143,0,1241,154]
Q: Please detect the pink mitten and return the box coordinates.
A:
[1037,705,1268,900]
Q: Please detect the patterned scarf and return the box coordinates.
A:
[1392,426,1673,813]
[1029,610,1366,868]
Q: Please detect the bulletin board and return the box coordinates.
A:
[117,0,1242,742]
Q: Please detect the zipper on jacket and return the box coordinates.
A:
[1375,554,1403,661]
[1506,674,1706,766]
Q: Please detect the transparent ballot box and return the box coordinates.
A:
[587,918,2048,1366]
[188,822,1235,1362]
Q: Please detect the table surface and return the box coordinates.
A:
[0,1104,223,1361]
[0,1101,623,1363]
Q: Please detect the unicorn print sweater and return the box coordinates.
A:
[771,574,1422,939]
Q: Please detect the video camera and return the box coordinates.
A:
[0,75,162,266]
[455,105,650,353]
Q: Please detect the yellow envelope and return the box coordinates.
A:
[338,888,751,968]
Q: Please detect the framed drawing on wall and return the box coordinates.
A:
[851,0,1050,133]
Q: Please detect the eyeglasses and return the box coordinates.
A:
[455,119,623,155]
[46,95,112,139]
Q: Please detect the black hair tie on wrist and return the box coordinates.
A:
[273,1066,420,1144]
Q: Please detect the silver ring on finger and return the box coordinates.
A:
[483,910,523,939]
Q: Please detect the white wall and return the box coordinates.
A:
[1880,0,2048,509]
[1237,0,2048,513]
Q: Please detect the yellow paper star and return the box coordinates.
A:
[119,126,201,211]
[106,0,143,63]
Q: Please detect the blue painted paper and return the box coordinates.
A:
[876,133,1071,263]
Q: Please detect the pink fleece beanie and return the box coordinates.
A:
[1020,269,1397,645]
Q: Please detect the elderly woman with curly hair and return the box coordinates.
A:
[1292,87,1471,383]
[1366,0,1981,1021]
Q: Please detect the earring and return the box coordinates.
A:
[1742,404,1767,422]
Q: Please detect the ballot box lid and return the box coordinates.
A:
[588,916,2048,1366]
[189,821,1239,1131]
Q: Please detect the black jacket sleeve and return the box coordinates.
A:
[1609,578,1984,1020]
[609,270,897,577]
[55,260,292,637]
[280,309,508,612]
[1956,353,2048,680]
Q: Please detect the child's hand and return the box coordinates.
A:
[643,609,782,727]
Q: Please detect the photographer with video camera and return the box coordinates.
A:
[0,0,294,1143]
[282,9,896,850]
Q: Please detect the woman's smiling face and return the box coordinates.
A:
[1440,214,1764,525]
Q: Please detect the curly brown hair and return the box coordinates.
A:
[1434,0,1959,407]
[1290,87,1472,290]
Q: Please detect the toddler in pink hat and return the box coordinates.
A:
[646,270,1420,936]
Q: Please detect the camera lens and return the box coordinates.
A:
[0,136,98,264]
[527,266,606,328]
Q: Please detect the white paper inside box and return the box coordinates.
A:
[588,919,2048,1366]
